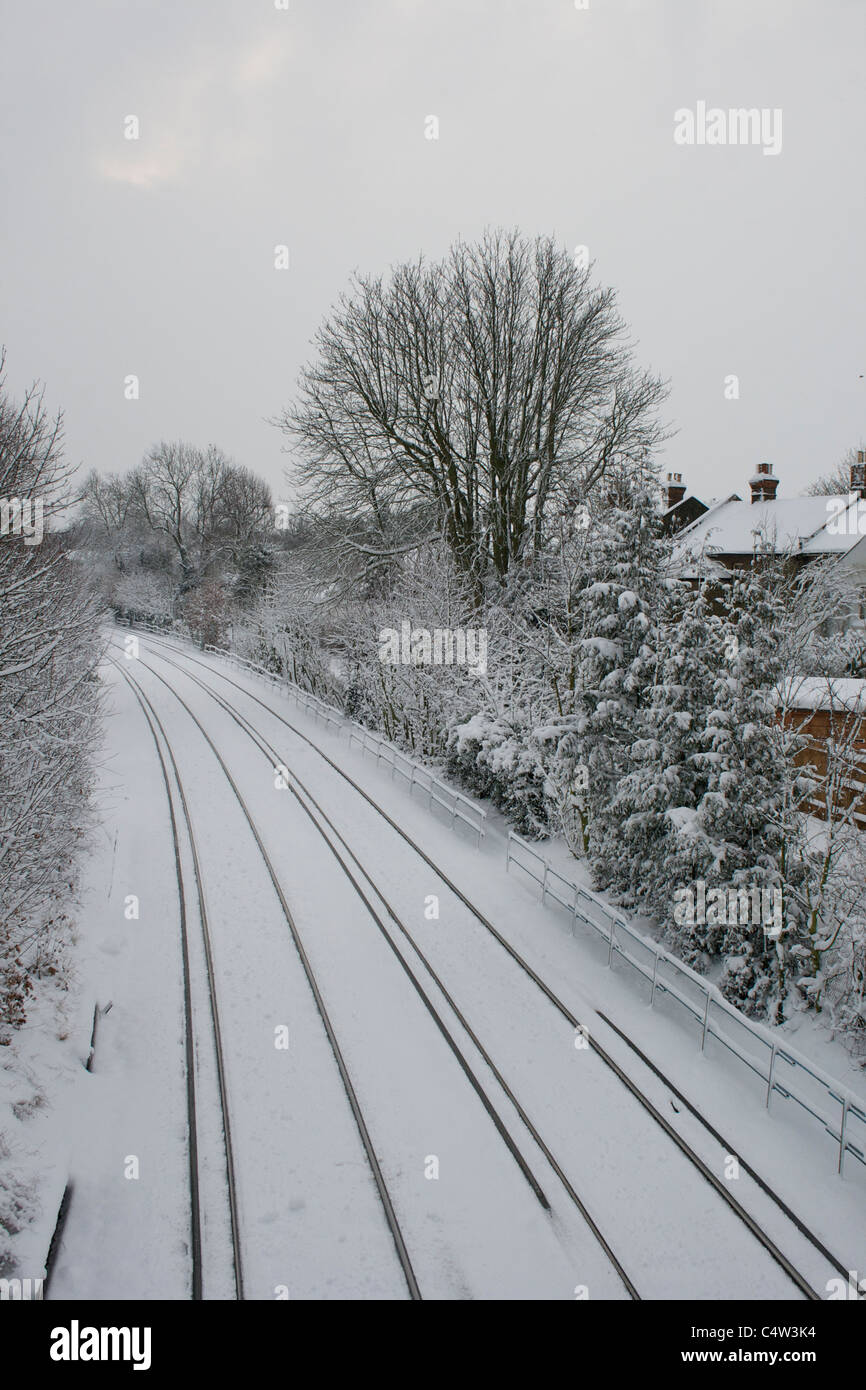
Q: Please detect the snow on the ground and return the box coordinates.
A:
[105,632,865,1296]
[1,678,191,1294]
[6,627,864,1299]
[0,970,79,1284]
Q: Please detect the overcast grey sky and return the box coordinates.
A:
[1,0,863,506]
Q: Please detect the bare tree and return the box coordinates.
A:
[128,441,273,591]
[806,445,863,496]
[80,468,139,571]
[213,460,273,549]
[0,351,102,1035]
[129,440,201,585]
[277,229,669,588]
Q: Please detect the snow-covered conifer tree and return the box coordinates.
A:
[601,578,725,941]
[689,566,790,1016]
[570,488,665,883]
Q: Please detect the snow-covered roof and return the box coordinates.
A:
[779,676,866,715]
[673,494,863,561]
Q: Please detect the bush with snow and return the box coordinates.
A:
[446,714,552,837]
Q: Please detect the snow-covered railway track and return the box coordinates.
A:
[128,631,851,1300]
[108,656,244,1299]
[109,653,421,1300]
[118,643,640,1298]
[111,639,643,1296]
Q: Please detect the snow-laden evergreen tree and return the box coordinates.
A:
[597,558,802,1019]
[568,488,666,884]
[689,565,791,1018]
[599,579,726,942]
[599,550,865,1028]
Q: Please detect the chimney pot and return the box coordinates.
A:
[851,455,866,500]
[749,460,778,504]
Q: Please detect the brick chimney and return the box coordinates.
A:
[851,450,866,500]
[749,460,779,505]
[665,471,686,509]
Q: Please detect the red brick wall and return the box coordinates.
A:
[783,706,866,827]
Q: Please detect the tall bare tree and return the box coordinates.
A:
[129,440,201,585]
[277,229,669,587]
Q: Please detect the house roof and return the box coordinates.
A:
[672,493,864,562]
[778,676,866,715]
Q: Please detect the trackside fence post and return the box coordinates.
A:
[839,1095,850,1176]
[701,992,712,1052]
[766,1042,777,1110]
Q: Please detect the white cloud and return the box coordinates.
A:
[234,34,291,90]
